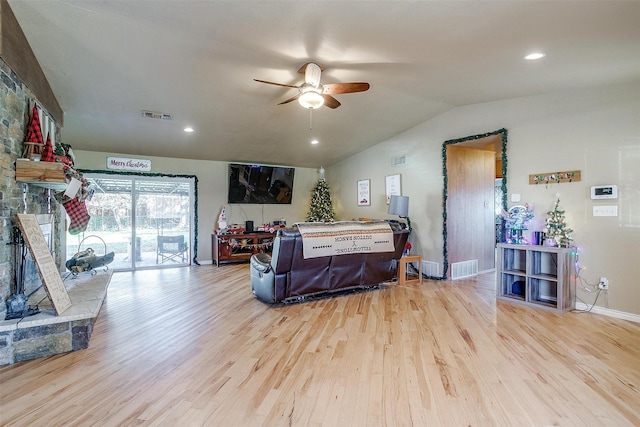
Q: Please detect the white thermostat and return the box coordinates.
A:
[591,185,618,199]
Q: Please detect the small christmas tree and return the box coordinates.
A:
[544,197,573,247]
[306,176,335,222]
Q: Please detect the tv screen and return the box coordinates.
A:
[228,163,295,204]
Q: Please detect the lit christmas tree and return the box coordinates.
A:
[544,197,573,247]
[306,168,335,222]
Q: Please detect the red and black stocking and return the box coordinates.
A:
[62,197,90,235]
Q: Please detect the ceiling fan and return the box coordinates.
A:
[254,62,370,109]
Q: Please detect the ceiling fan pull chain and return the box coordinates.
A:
[309,107,313,130]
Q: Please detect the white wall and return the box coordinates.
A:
[72,151,320,262]
[328,81,640,315]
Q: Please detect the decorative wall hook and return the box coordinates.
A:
[529,170,581,185]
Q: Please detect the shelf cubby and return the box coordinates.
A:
[500,273,527,301]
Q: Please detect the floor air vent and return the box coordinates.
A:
[422,260,440,277]
[451,259,478,280]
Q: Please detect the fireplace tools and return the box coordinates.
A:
[5,227,41,320]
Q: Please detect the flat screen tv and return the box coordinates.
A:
[228,163,295,204]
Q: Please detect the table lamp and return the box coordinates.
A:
[388,195,411,232]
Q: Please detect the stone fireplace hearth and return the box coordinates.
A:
[0,271,111,365]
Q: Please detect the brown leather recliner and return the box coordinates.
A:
[250,223,409,304]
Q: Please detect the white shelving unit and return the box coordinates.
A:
[496,243,576,312]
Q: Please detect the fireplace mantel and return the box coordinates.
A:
[15,159,68,190]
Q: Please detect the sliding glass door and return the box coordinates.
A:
[65,174,195,271]
[134,179,191,268]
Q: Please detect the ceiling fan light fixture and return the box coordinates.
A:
[254,62,369,110]
[298,87,324,109]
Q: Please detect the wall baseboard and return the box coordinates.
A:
[574,302,640,323]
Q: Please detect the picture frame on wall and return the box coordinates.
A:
[357,179,371,206]
[385,174,401,204]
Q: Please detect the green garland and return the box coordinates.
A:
[78,169,200,265]
[441,128,508,279]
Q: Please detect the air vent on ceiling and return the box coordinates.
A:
[141,110,172,120]
[392,155,406,166]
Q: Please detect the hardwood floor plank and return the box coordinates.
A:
[1,265,639,426]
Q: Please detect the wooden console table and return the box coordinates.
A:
[212,232,276,266]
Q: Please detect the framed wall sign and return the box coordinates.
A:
[357,179,371,206]
[107,156,152,172]
[385,174,401,204]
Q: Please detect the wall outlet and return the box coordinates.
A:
[598,277,609,290]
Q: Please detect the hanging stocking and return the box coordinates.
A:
[62,197,91,235]
[41,133,55,162]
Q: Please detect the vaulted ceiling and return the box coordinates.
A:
[8,1,640,168]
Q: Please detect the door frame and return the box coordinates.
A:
[441,128,508,278]
[78,170,200,268]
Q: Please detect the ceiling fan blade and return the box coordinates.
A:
[322,82,370,95]
[322,94,341,109]
[278,93,301,105]
[254,79,300,89]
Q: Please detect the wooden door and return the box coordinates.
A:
[446,145,495,276]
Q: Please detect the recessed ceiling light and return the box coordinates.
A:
[524,52,545,61]
[184,127,194,133]
[310,139,319,145]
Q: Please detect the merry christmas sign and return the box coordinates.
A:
[107,157,151,172]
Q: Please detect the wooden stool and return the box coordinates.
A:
[398,255,422,285]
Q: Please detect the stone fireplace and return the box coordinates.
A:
[0,5,112,365]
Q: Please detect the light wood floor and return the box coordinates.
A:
[1,264,639,426]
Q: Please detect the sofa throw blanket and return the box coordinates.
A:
[296,221,395,259]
